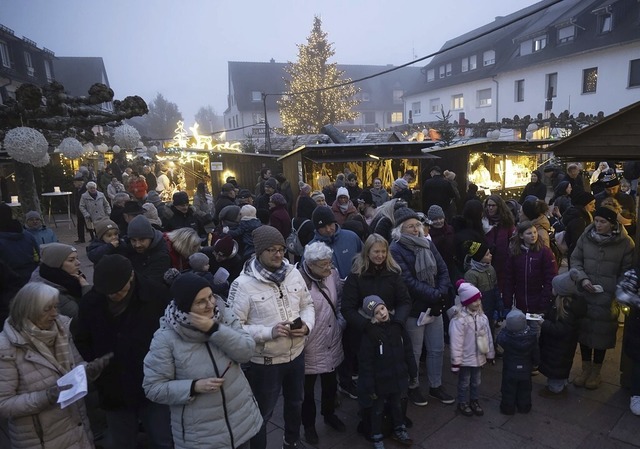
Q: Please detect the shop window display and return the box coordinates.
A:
[469,152,542,199]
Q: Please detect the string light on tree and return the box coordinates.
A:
[278,16,360,134]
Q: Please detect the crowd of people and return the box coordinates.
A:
[0,158,639,449]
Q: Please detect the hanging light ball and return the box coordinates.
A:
[114,124,141,149]
[82,142,95,154]
[58,137,84,159]
[148,145,158,154]
[32,153,51,167]
[3,127,49,164]
[96,143,109,153]
[527,123,538,132]
[111,145,121,154]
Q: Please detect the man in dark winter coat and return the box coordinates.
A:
[421,166,457,216]
[594,173,636,237]
[123,215,171,284]
[162,191,205,236]
[214,183,237,223]
[74,255,172,449]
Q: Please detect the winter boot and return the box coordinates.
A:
[585,363,602,390]
[573,361,592,388]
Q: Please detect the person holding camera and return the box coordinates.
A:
[230,226,315,449]
[389,207,455,407]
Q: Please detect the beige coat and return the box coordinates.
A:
[0,316,93,449]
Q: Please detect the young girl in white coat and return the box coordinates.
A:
[448,280,495,417]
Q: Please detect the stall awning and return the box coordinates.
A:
[277,141,438,162]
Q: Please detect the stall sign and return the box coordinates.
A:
[211,162,223,171]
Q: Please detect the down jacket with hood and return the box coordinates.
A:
[143,303,262,449]
[0,315,94,449]
[570,223,634,350]
[299,264,345,374]
[229,258,315,365]
[448,306,495,368]
[503,245,557,314]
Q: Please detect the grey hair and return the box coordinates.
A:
[9,282,60,331]
[391,221,425,241]
[372,198,400,223]
[303,241,333,263]
[86,181,97,189]
[113,192,131,205]
[167,227,201,258]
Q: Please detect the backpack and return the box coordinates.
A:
[286,218,310,257]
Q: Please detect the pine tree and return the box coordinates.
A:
[278,16,359,134]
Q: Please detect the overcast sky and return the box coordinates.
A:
[2,0,537,125]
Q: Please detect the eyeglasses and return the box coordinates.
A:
[265,247,286,255]
[313,261,334,270]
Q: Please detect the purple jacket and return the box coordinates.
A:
[503,246,557,314]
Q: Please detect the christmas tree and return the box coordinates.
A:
[279,16,359,134]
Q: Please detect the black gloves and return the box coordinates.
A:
[46,384,72,405]
[85,352,114,382]
[429,295,447,317]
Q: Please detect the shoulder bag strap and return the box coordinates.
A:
[313,280,338,318]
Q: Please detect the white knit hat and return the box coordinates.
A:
[455,279,482,307]
[337,186,349,199]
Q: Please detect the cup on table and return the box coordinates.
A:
[10,195,18,203]
[54,186,61,193]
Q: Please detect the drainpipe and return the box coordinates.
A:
[492,76,499,123]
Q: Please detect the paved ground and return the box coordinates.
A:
[42,215,640,448]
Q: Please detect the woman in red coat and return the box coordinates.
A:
[127,172,148,201]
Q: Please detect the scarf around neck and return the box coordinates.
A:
[162,300,219,342]
[398,234,437,286]
[21,319,72,374]
[39,264,83,299]
[470,259,491,273]
[254,258,288,285]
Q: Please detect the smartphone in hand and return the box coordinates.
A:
[290,317,303,330]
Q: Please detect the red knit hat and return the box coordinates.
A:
[455,279,482,307]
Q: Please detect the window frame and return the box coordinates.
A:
[251,91,261,102]
[629,59,640,88]
[427,69,435,82]
[476,88,492,107]
[557,25,575,44]
[515,79,525,102]
[0,41,11,68]
[598,13,613,33]
[545,73,558,99]
[483,50,495,66]
[582,67,598,94]
[430,98,440,114]
[451,94,464,111]
[411,101,421,116]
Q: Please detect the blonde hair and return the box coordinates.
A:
[167,227,201,259]
[600,197,622,213]
[351,233,400,275]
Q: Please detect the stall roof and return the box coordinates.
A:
[420,139,556,155]
[277,141,439,163]
[549,101,640,161]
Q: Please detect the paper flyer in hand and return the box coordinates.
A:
[57,364,88,409]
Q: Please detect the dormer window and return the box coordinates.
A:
[483,50,495,66]
[558,25,575,43]
[439,66,445,78]
[461,55,477,72]
[251,91,261,102]
[533,35,547,52]
[427,69,435,82]
[598,13,612,33]
[0,41,10,68]
[446,63,452,77]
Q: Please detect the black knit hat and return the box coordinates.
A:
[312,206,337,230]
[172,191,189,206]
[594,206,618,225]
[171,273,212,312]
[572,191,595,208]
[394,207,419,226]
[522,199,538,220]
[252,225,286,255]
[94,254,133,295]
[465,240,490,262]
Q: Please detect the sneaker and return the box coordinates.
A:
[391,427,413,446]
[469,399,484,416]
[429,386,455,404]
[407,387,428,406]
[283,440,307,449]
[304,426,318,444]
[324,414,346,432]
[457,402,474,417]
[631,396,640,416]
[338,381,358,399]
[538,386,567,399]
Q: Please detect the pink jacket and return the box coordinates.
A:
[448,307,495,368]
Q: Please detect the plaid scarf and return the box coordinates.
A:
[21,319,72,374]
[254,258,288,285]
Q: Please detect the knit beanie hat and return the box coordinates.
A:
[127,215,155,239]
[394,178,409,190]
[362,295,385,318]
[337,187,349,199]
[40,243,76,268]
[358,190,373,205]
[506,309,527,332]
[123,200,144,215]
[393,207,419,227]
[466,240,490,262]
[93,254,134,295]
[312,206,337,229]
[572,191,595,208]
[237,189,253,200]
[146,190,161,205]
[219,205,241,224]
[221,183,235,193]
[270,193,287,206]
[311,191,325,202]
[95,219,119,239]
[171,273,212,313]
[265,177,278,190]
[188,252,210,272]
[552,268,579,296]
[427,205,445,221]
[172,191,189,206]
[240,204,257,220]
[213,235,236,257]
[299,182,312,195]
[522,199,538,220]
[25,210,42,221]
[594,206,618,225]
[455,279,482,307]
[142,203,162,224]
[252,225,285,255]
[554,181,571,198]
